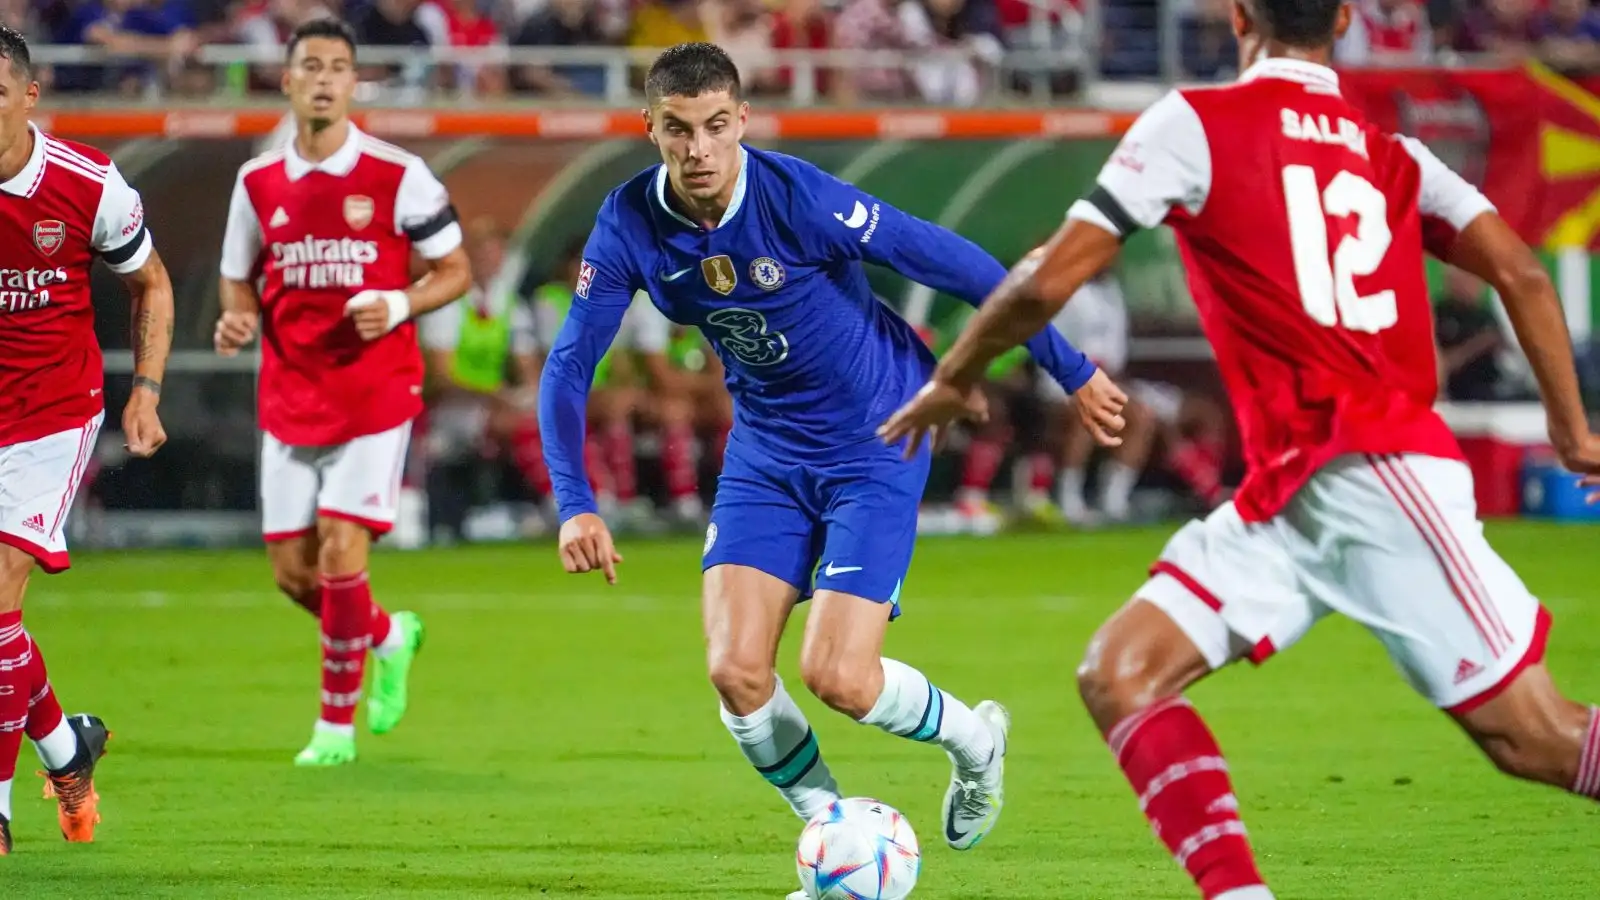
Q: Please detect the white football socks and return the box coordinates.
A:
[862,658,994,771]
[1215,888,1275,900]
[0,778,10,822]
[1100,461,1140,518]
[32,716,78,772]
[720,676,840,821]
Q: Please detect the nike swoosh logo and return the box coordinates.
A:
[663,267,693,282]
[946,813,972,846]
[823,562,862,577]
[833,200,868,229]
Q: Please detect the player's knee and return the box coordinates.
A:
[1076,608,1198,732]
[798,653,878,720]
[316,520,370,575]
[706,646,774,715]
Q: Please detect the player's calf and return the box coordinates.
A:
[705,566,840,821]
[1078,599,1272,899]
[1453,663,1599,799]
[801,592,1006,849]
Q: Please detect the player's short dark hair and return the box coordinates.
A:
[286,17,358,62]
[1250,0,1344,47]
[644,42,741,105]
[0,25,33,84]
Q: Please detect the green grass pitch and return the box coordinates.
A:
[6,522,1599,898]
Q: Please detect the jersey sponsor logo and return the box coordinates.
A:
[343,195,375,230]
[0,266,69,313]
[749,257,785,291]
[576,260,596,298]
[123,200,144,238]
[1110,140,1145,173]
[269,236,380,290]
[834,200,869,228]
[701,255,737,296]
[704,307,788,366]
[858,202,882,246]
[32,220,65,256]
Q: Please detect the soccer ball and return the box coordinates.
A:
[796,797,921,900]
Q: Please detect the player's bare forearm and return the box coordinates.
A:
[124,249,175,396]
[404,247,473,318]
[934,220,1121,391]
[1447,214,1587,445]
[219,277,261,316]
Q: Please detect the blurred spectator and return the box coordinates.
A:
[1534,0,1600,71]
[1454,0,1540,59]
[832,0,916,101]
[511,0,610,96]
[1434,268,1508,401]
[709,0,775,89]
[419,0,507,95]
[418,217,542,542]
[234,0,337,90]
[901,0,1005,106]
[1337,0,1433,66]
[766,0,834,98]
[353,0,433,86]
[629,0,712,48]
[54,0,199,94]
[1179,0,1237,80]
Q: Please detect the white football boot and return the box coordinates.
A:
[941,700,1009,850]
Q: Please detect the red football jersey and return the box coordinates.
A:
[0,125,151,446]
[1071,58,1493,521]
[221,125,461,446]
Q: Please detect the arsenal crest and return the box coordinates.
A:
[343,195,374,230]
[33,220,64,256]
[701,254,736,296]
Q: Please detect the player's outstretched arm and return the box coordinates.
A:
[120,249,174,458]
[879,219,1129,453]
[1447,213,1600,473]
[539,219,638,583]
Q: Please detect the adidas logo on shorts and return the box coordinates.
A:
[20,513,44,534]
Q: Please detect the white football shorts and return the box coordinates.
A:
[0,413,103,573]
[1139,452,1547,712]
[260,419,412,541]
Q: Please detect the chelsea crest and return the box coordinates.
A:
[749,257,785,291]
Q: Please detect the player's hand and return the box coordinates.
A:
[345,289,411,341]
[214,310,258,356]
[122,386,167,458]
[1554,430,1600,502]
[558,512,624,584]
[1073,368,1129,448]
[877,379,989,460]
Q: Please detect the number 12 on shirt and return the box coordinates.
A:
[1283,165,1398,335]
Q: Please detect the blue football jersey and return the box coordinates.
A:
[540,145,1093,519]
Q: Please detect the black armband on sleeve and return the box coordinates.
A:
[1085,186,1140,242]
[403,204,460,243]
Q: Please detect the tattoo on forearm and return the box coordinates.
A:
[131,304,172,364]
[132,374,160,395]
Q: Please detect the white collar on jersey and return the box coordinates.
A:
[284,121,364,181]
[653,144,749,231]
[1239,56,1340,92]
[0,123,47,198]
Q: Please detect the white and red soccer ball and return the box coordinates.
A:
[796,798,921,900]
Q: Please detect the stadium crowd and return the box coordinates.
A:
[0,0,1592,99]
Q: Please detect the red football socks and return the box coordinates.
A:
[318,573,372,728]
[1106,697,1267,898]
